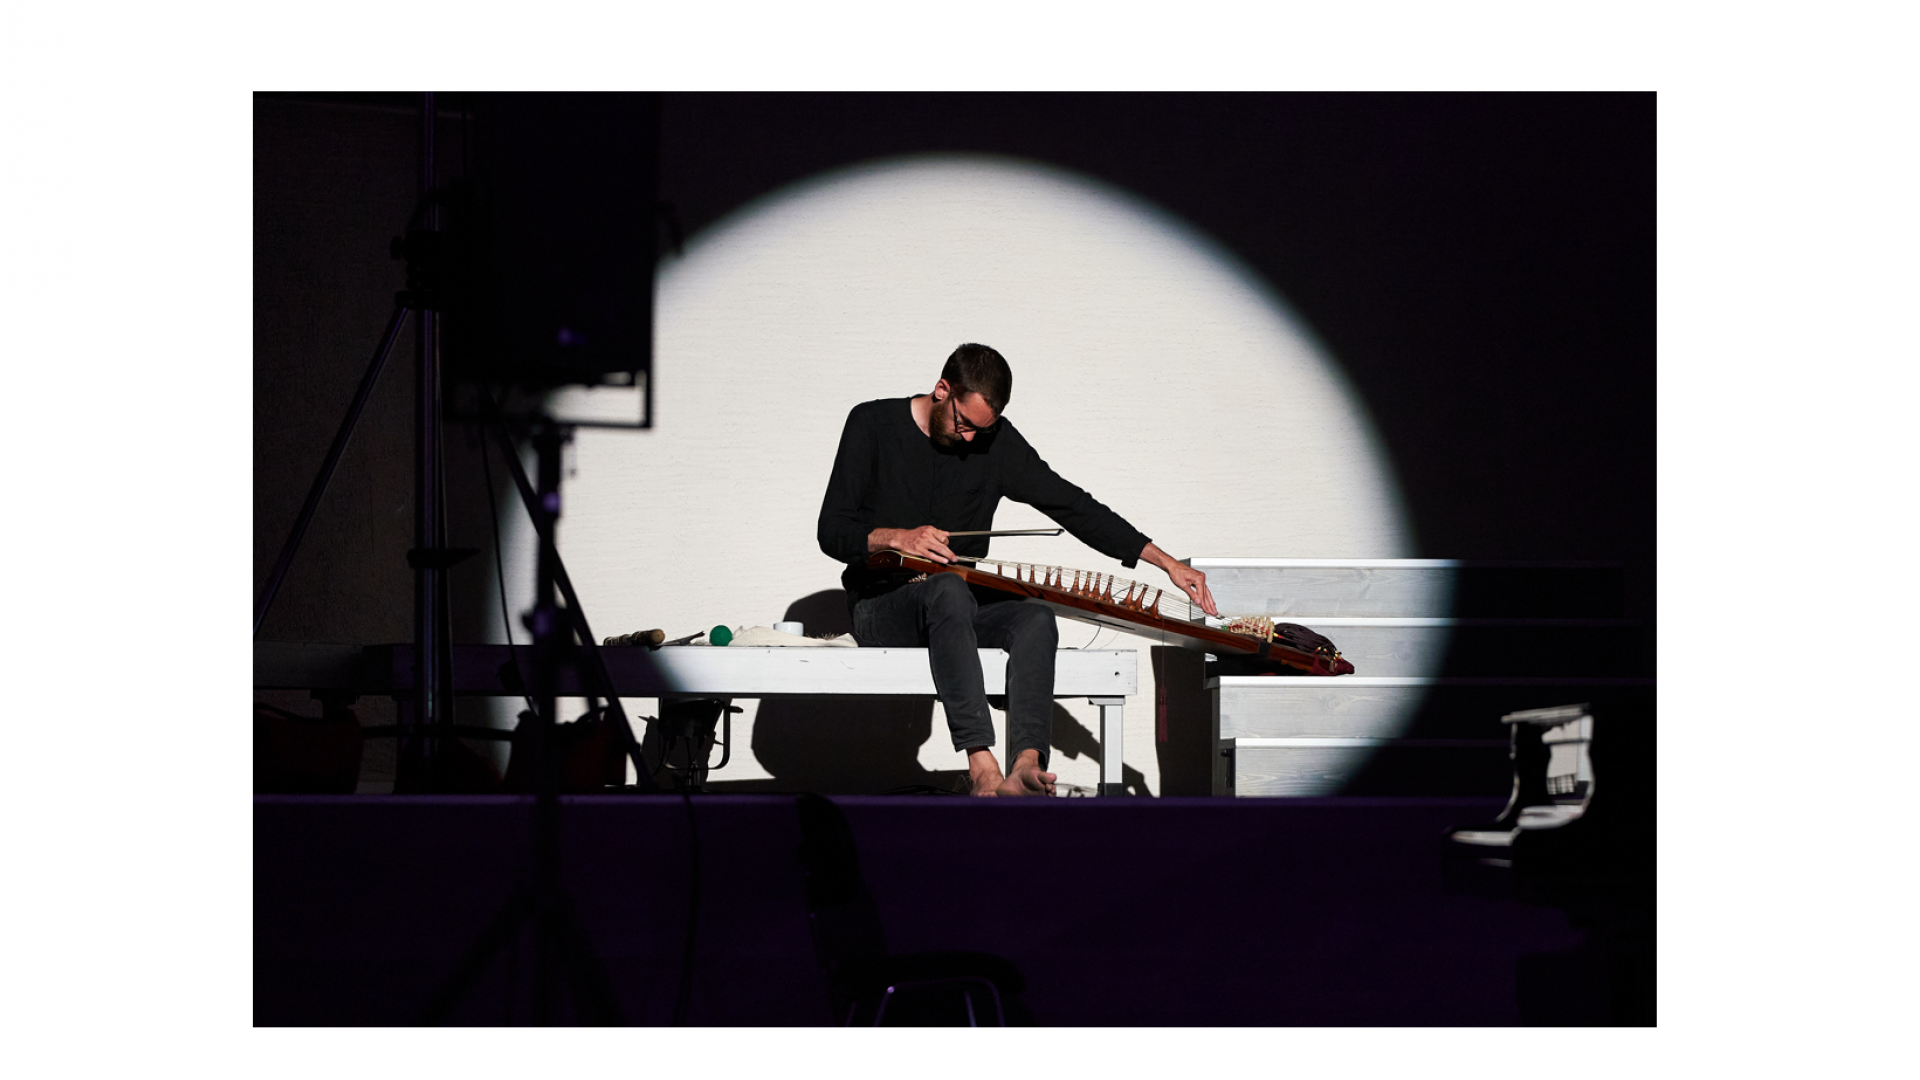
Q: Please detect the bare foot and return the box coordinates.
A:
[995,749,1056,798]
[966,747,1005,798]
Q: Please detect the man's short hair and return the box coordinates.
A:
[942,343,1013,415]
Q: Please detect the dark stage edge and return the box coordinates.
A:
[255,794,1643,1026]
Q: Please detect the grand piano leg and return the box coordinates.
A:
[1089,696,1126,796]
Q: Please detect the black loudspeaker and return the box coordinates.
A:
[448,92,658,390]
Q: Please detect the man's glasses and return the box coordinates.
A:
[951,395,999,436]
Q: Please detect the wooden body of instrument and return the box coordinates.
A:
[867,550,1355,676]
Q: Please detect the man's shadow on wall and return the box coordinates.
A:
[711,590,1150,796]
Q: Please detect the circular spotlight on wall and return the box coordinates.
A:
[494,153,1444,794]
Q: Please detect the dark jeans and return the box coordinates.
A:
[850,573,1057,769]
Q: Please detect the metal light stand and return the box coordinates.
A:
[258,92,665,1022]
[418,418,625,1025]
[406,90,455,779]
[254,92,459,784]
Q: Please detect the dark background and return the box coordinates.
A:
[658,93,1655,595]
[254,92,1655,746]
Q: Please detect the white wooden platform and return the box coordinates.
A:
[643,646,1135,697]
[1181,559,1633,797]
[651,646,1139,796]
[255,643,1140,795]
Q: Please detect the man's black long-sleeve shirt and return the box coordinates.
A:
[818,396,1151,599]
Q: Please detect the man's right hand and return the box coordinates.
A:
[869,525,955,563]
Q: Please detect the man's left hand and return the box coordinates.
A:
[1164,561,1218,617]
[1140,541,1218,617]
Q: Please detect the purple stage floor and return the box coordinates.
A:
[255,794,1630,1025]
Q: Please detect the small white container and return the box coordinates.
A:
[773,621,805,637]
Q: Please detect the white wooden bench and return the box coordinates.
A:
[646,647,1137,795]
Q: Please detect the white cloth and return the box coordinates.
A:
[723,626,859,647]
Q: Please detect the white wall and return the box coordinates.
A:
[492,154,1414,793]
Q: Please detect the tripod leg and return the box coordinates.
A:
[547,887,627,1025]
[416,885,628,1025]
[254,303,411,638]
[416,886,533,1025]
[480,402,661,792]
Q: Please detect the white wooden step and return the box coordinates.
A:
[1191,558,1623,618]
[1215,675,1649,740]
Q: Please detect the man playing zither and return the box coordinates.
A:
[817,343,1219,797]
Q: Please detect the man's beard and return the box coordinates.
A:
[929,401,963,448]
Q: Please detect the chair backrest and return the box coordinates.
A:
[795,793,889,972]
[872,977,1006,1027]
